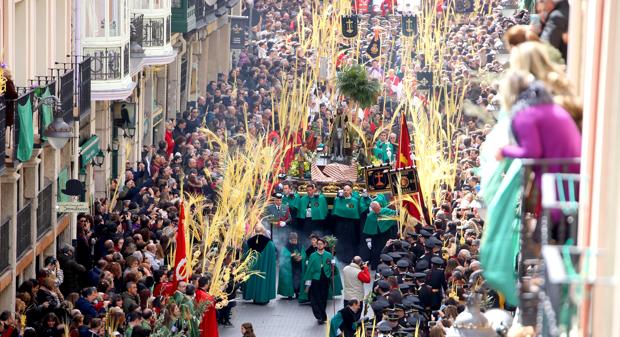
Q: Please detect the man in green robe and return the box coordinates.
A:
[282,182,299,229]
[277,232,303,299]
[359,192,389,210]
[243,225,277,304]
[358,192,389,261]
[363,201,397,269]
[303,237,334,324]
[295,183,328,240]
[332,185,362,263]
[298,234,319,303]
[373,131,395,164]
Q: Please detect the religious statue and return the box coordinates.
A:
[328,108,350,162]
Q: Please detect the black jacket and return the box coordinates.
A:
[58,253,86,294]
[541,0,569,60]
[339,306,357,337]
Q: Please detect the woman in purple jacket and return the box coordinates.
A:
[497,71,581,168]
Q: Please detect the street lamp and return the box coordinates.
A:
[111,139,120,151]
[124,125,136,139]
[93,150,105,167]
[40,96,74,150]
[78,167,87,183]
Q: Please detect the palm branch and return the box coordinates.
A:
[336,64,382,109]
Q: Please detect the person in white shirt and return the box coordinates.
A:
[342,256,371,320]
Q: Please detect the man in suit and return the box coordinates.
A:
[264,193,291,239]
[541,0,569,60]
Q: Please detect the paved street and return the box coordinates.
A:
[218,296,345,337]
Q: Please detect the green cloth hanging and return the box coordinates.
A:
[16,96,34,162]
[243,240,277,304]
[40,87,53,141]
[480,159,522,306]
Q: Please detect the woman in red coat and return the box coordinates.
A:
[165,120,175,158]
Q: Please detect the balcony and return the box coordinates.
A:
[172,0,196,33]
[517,158,582,331]
[0,218,8,274]
[37,182,53,238]
[131,0,177,66]
[16,202,32,259]
[81,0,136,101]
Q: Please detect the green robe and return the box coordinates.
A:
[298,248,312,303]
[295,193,329,220]
[298,254,343,302]
[282,193,298,211]
[304,250,333,280]
[329,262,343,298]
[332,195,361,219]
[329,311,358,337]
[480,159,522,306]
[277,244,302,297]
[329,312,343,337]
[243,240,277,303]
[362,208,397,235]
[359,193,389,210]
[373,140,395,163]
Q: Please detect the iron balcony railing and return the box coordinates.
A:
[131,13,145,53]
[37,182,53,238]
[0,218,8,273]
[84,47,124,81]
[518,157,581,331]
[144,17,167,47]
[16,202,32,258]
[195,0,206,27]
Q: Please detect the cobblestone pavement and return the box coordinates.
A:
[218,295,345,337]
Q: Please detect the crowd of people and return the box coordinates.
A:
[0,0,580,337]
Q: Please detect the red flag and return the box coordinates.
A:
[173,200,189,283]
[396,113,428,225]
[396,113,413,169]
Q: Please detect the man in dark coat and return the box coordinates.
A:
[427,257,448,311]
[58,245,86,295]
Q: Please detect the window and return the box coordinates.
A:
[110,0,122,37]
[84,0,106,37]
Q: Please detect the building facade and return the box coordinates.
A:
[0,0,239,310]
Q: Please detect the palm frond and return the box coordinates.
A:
[336,64,382,109]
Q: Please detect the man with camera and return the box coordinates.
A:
[342,256,371,320]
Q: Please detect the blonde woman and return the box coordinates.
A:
[507,41,582,129]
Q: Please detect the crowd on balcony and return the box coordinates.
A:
[0,0,581,337]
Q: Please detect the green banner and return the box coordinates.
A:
[40,87,53,141]
[16,96,34,162]
[80,135,100,166]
